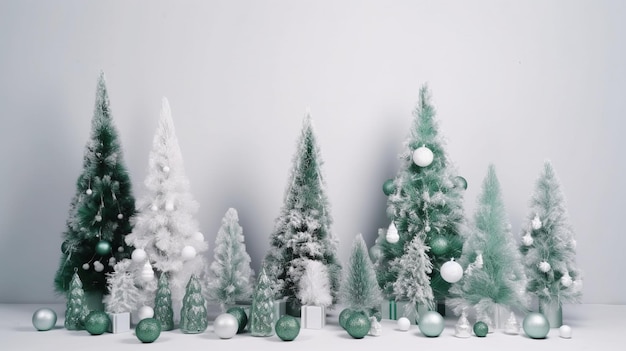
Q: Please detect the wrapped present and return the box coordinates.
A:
[301,305,326,329]
[381,300,431,324]
[107,312,130,333]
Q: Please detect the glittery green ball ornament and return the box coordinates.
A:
[346,313,371,339]
[84,311,110,335]
[523,312,550,339]
[136,318,161,343]
[95,240,111,256]
[275,315,300,341]
[226,306,248,333]
[454,176,468,190]
[418,311,445,337]
[339,308,356,329]
[429,236,449,256]
[473,321,488,337]
[382,179,396,196]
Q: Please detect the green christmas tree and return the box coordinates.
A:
[263,113,341,313]
[65,272,90,330]
[391,235,435,313]
[154,272,174,331]
[249,268,275,337]
[179,274,208,334]
[340,234,383,314]
[55,71,135,297]
[377,85,466,305]
[447,165,527,327]
[520,161,582,313]
[207,208,254,310]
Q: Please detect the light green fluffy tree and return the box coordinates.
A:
[340,234,383,313]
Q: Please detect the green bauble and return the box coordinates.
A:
[429,236,449,256]
[95,240,111,256]
[473,321,488,337]
[226,307,248,334]
[136,318,161,343]
[339,308,356,329]
[84,311,110,335]
[382,179,396,196]
[61,241,70,254]
[346,313,371,339]
[418,311,444,337]
[275,315,300,341]
[523,313,550,339]
[454,176,468,190]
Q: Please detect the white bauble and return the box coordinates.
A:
[86,188,93,195]
[522,233,534,246]
[440,259,463,283]
[93,261,104,272]
[165,201,174,211]
[412,146,434,167]
[162,166,170,173]
[181,246,197,261]
[397,317,411,331]
[141,261,154,282]
[538,261,551,273]
[561,274,573,287]
[531,215,542,230]
[386,222,399,244]
[559,325,572,339]
[82,263,90,270]
[150,204,158,211]
[137,306,154,321]
[131,248,147,263]
[192,232,204,242]
[117,213,124,220]
[213,313,238,339]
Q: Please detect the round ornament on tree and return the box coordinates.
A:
[382,179,396,196]
[93,261,104,272]
[213,313,238,339]
[226,307,248,333]
[346,313,371,339]
[538,261,551,273]
[138,306,154,321]
[429,236,449,256]
[192,231,205,242]
[397,317,411,331]
[84,311,110,335]
[413,146,434,167]
[86,188,93,195]
[131,248,147,262]
[440,258,463,283]
[275,315,300,341]
[136,318,161,343]
[95,240,111,255]
[61,241,71,254]
[454,176,468,190]
[181,245,197,260]
[473,321,488,337]
[418,311,444,337]
[523,312,550,339]
[32,308,57,331]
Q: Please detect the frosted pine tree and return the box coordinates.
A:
[249,268,275,337]
[65,272,90,330]
[55,71,135,299]
[124,97,208,311]
[207,208,254,310]
[377,85,466,305]
[154,272,174,331]
[391,235,435,315]
[447,165,527,329]
[297,259,333,307]
[520,161,582,325]
[263,113,341,314]
[103,259,142,314]
[340,234,383,314]
[180,274,208,333]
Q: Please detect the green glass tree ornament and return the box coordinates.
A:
[65,272,90,330]
[154,273,174,331]
[179,275,208,333]
[249,268,275,337]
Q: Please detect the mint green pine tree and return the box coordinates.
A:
[447,165,527,328]
[180,274,208,333]
[263,113,341,314]
[377,85,466,306]
[340,234,383,314]
[520,161,582,324]
[154,272,174,331]
[65,272,90,330]
[249,268,275,337]
[55,71,135,297]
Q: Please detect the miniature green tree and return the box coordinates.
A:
[448,165,527,327]
[154,272,174,331]
[263,114,341,313]
[65,272,90,330]
[377,85,466,305]
[249,268,275,337]
[179,274,208,333]
[340,234,383,313]
[55,72,136,298]
[207,208,254,310]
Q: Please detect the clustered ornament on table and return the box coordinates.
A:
[33,74,581,343]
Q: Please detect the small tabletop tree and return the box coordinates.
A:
[249,268,275,337]
[340,234,383,314]
[179,274,208,334]
[154,272,174,331]
[65,272,90,330]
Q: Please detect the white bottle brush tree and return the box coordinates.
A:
[124,98,208,311]
[297,259,333,308]
[207,208,255,310]
[391,234,435,315]
[103,259,142,314]
[263,113,341,314]
[447,165,528,328]
[520,161,582,312]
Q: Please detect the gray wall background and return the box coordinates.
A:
[1,0,624,305]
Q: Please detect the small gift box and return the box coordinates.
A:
[381,300,423,324]
[301,305,326,329]
[107,312,130,333]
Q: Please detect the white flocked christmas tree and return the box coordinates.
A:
[391,234,435,315]
[207,208,254,310]
[124,97,208,313]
